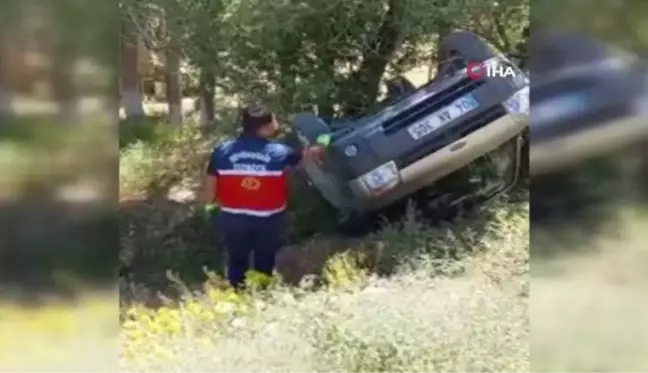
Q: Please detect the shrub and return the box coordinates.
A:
[119,123,219,199]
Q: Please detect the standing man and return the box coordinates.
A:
[204,104,328,288]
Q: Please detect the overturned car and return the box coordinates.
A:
[529,31,648,176]
[291,31,529,227]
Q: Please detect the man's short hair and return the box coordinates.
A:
[241,103,274,134]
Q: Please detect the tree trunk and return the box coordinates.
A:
[513,26,530,69]
[427,53,436,82]
[316,51,336,119]
[431,10,454,81]
[429,23,452,81]
[51,48,79,125]
[491,15,512,53]
[120,17,145,121]
[198,69,215,127]
[341,0,403,116]
[0,30,13,119]
[165,43,182,125]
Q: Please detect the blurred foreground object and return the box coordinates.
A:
[531,209,648,372]
[529,30,648,228]
[528,13,648,372]
[0,290,118,371]
[0,0,117,299]
[0,0,118,371]
[529,31,648,176]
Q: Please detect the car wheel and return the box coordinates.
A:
[435,31,498,78]
[385,76,417,99]
[291,112,349,210]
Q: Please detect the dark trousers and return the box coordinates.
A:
[216,211,286,288]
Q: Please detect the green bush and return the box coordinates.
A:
[119,122,220,199]
[119,117,165,149]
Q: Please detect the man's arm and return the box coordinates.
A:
[203,175,218,203]
[284,134,330,167]
[284,144,326,168]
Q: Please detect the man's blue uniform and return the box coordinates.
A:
[206,134,301,287]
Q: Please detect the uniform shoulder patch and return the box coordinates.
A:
[266,142,291,157]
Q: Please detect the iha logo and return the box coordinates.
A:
[466,61,516,80]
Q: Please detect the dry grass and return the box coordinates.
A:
[0,291,119,372]
[119,201,530,372]
[531,209,648,372]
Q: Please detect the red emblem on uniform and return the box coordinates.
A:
[241,177,261,190]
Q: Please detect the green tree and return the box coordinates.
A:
[122,0,529,119]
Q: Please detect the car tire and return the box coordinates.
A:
[385,76,417,98]
[436,31,498,78]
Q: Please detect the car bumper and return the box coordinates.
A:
[531,115,648,175]
[347,112,528,210]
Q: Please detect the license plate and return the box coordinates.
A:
[367,170,391,189]
[363,162,398,190]
[407,94,479,140]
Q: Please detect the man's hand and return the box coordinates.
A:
[203,203,219,219]
[301,133,330,164]
[302,144,326,164]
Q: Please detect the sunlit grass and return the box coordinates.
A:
[119,202,530,372]
[531,208,648,372]
[0,291,118,372]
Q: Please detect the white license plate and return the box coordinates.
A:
[407,95,479,140]
[363,162,398,190]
